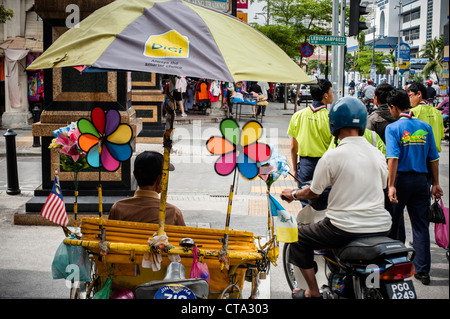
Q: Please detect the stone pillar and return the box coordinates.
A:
[1,0,31,128]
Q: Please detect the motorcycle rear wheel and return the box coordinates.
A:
[282,243,319,291]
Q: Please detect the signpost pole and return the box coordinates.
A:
[332,0,339,99]
[338,0,346,98]
[395,1,402,88]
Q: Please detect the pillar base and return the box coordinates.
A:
[1,111,31,129]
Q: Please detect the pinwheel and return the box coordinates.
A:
[206,118,271,180]
[76,106,133,238]
[206,118,271,269]
[77,107,133,172]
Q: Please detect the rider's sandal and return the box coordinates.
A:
[292,289,323,300]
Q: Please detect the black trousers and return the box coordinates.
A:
[289,218,387,269]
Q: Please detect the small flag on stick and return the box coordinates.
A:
[268,194,298,243]
[41,174,68,227]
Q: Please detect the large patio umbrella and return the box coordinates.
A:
[28,0,314,241]
[27,0,314,84]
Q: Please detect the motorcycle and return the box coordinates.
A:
[282,185,417,300]
[349,87,355,96]
[365,98,375,115]
[427,98,438,107]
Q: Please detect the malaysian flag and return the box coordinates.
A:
[41,175,68,227]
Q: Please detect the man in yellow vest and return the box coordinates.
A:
[287,79,333,207]
[408,82,444,152]
[407,82,444,188]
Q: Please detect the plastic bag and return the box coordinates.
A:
[435,198,449,248]
[93,278,113,299]
[426,199,446,223]
[189,245,210,283]
[51,238,91,282]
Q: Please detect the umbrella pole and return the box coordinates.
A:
[158,76,176,236]
[73,171,78,230]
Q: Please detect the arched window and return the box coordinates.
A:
[379,11,385,37]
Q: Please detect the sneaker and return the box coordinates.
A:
[414,272,430,285]
[181,113,187,117]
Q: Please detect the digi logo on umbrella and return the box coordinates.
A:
[144,30,190,59]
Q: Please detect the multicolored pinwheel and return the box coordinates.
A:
[77,107,133,172]
[206,119,271,180]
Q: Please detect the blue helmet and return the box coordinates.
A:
[329,97,367,135]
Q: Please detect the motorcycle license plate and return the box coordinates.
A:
[385,281,416,299]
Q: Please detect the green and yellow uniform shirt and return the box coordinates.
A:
[411,102,445,152]
[329,129,386,156]
[287,103,332,157]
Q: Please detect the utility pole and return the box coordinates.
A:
[331,0,339,100]
[395,0,402,88]
[339,0,346,98]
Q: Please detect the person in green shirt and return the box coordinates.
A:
[329,128,386,156]
[407,82,445,152]
[407,82,445,189]
[287,79,333,207]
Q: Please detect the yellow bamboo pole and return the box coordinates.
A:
[63,238,264,261]
[158,76,176,236]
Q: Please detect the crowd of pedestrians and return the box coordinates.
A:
[286,79,445,291]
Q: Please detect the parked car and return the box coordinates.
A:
[289,84,312,105]
[298,85,312,102]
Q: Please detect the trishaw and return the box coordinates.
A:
[58,110,281,299]
[28,0,315,300]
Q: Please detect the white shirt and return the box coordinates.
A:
[310,136,392,233]
[362,85,375,99]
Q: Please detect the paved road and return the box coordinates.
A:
[0,102,448,300]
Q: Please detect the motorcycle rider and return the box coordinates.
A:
[281,97,392,299]
[425,80,436,102]
[361,79,375,110]
[348,80,355,96]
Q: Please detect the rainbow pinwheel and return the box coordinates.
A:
[206,119,271,180]
[77,107,133,172]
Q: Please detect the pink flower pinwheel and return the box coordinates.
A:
[206,118,271,180]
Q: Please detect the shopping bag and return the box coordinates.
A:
[51,238,91,282]
[189,245,210,283]
[426,199,446,223]
[93,278,113,299]
[435,198,449,248]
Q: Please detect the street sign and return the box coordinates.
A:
[300,42,314,57]
[370,64,376,80]
[395,42,410,74]
[309,35,346,46]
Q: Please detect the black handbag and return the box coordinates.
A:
[426,199,446,224]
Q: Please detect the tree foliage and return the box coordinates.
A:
[419,36,443,82]
[352,47,393,78]
[250,0,332,60]
[0,5,14,24]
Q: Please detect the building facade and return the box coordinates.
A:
[348,0,449,86]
